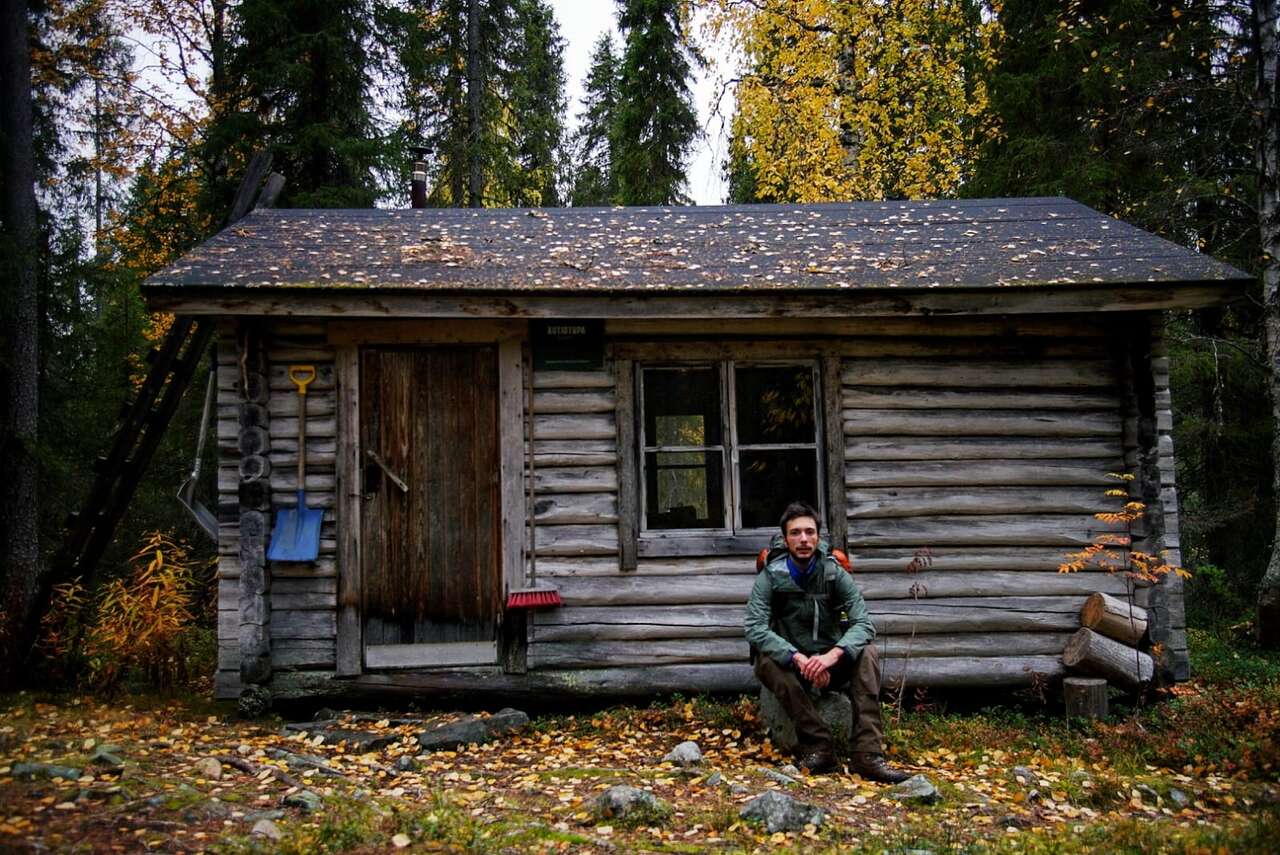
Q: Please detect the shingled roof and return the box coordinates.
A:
[145,198,1247,296]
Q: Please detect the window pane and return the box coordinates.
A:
[645,451,724,529]
[735,365,816,446]
[739,450,819,529]
[643,368,721,447]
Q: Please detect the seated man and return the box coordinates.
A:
[745,501,909,781]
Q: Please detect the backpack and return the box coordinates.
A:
[749,534,853,663]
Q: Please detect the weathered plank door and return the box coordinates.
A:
[359,347,501,668]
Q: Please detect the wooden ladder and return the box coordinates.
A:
[56,316,216,580]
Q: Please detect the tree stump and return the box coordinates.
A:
[1080,592,1148,645]
[1063,677,1108,720]
[1063,628,1153,689]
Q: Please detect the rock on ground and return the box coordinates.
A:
[417,708,529,751]
[890,774,941,805]
[758,687,851,752]
[251,819,283,841]
[12,762,82,782]
[194,758,222,781]
[739,790,827,834]
[591,785,671,823]
[662,741,703,767]
[282,790,323,813]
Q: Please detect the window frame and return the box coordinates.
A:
[636,358,826,538]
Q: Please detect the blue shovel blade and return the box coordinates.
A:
[267,490,323,562]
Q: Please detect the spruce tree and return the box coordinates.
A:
[505,0,568,207]
[221,0,385,208]
[612,0,699,205]
[570,33,620,206]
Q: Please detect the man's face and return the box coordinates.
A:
[783,515,819,564]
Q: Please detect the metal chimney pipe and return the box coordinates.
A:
[410,145,429,209]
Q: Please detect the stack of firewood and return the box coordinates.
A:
[1061,593,1154,718]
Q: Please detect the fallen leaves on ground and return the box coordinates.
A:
[0,690,1276,853]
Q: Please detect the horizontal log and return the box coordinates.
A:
[848,487,1118,518]
[876,632,1072,658]
[842,410,1119,438]
[851,514,1120,547]
[533,413,615,441]
[218,395,336,420]
[218,608,336,640]
[533,492,618,525]
[842,388,1118,410]
[529,440,616,467]
[532,390,615,414]
[217,437,338,460]
[1063,627,1153,688]
[218,416,337,441]
[532,370,614,390]
[534,525,620,557]
[218,589,335,611]
[844,437,1122,461]
[534,466,618,494]
[842,359,1115,389]
[530,556,622,576]
[847,460,1121,488]
[218,639,336,670]
[530,639,749,669]
[548,570,1134,607]
[216,471,336,505]
[836,338,1108,359]
[845,546,1081,572]
[535,596,1088,635]
[217,364,336,393]
[881,655,1064,688]
[1080,591,1148,645]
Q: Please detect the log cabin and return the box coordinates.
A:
[141,198,1251,703]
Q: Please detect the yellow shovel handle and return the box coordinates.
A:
[288,365,317,396]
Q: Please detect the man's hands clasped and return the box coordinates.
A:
[792,648,844,689]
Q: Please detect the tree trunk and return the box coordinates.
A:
[1257,0,1280,648]
[0,0,41,688]
[466,0,483,208]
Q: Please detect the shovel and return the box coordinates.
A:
[267,365,323,562]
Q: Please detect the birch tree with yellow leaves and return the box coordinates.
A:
[711,0,999,202]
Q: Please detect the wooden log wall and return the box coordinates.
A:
[215,322,338,698]
[527,317,1162,691]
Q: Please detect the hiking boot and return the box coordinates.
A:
[797,749,836,775]
[852,752,910,784]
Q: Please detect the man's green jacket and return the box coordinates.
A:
[744,549,876,667]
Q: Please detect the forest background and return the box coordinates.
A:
[0,0,1277,688]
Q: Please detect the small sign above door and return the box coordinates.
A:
[532,320,604,371]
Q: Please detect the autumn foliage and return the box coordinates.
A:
[39,531,213,689]
[1060,472,1190,585]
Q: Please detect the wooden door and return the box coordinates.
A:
[359,347,501,668]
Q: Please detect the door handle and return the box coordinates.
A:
[365,449,410,493]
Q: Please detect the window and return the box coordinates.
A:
[639,362,822,533]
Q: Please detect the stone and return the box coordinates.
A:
[779,764,800,778]
[251,819,283,841]
[1135,784,1161,805]
[417,708,529,751]
[729,783,751,796]
[739,791,826,834]
[394,755,417,773]
[662,741,703,767]
[245,809,285,823]
[704,771,724,787]
[591,786,671,823]
[12,762,82,782]
[194,758,222,781]
[890,774,941,805]
[1168,788,1190,809]
[282,790,322,813]
[998,813,1033,829]
[753,766,798,787]
[266,749,345,777]
[89,745,124,768]
[758,687,851,752]
[1010,766,1039,788]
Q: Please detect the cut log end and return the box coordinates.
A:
[1063,627,1153,689]
[1080,591,1149,645]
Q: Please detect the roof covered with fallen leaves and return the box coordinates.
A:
[144,197,1248,294]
